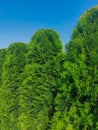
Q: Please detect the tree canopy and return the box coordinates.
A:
[50,6,98,130]
[18,29,63,130]
[0,6,98,130]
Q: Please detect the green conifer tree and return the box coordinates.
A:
[1,42,27,130]
[51,6,98,130]
[18,29,62,130]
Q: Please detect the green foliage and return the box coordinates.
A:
[0,49,6,128]
[0,42,28,130]
[51,6,98,130]
[18,29,62,130]
[66,6,98,62]
[0,6,98,130]
[0,49,6,87]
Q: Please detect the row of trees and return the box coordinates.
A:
[0,6,98,130]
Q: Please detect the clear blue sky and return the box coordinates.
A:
[0,0,98,49]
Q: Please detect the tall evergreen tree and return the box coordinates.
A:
[18,29,63,130]
[51,6,98,130]
[1,42,28,130]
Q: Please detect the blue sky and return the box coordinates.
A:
[0,0,98,49]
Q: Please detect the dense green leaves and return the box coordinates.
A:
[0,42,28,130]
[0,49,6,87]
[0,6,98,130]
[51,6,98,130]
[0,49,6,128]
[18,29,63,130]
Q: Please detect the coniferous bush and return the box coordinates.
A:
[18,29,63,130]
[0,42,27,130]
[51,6,98,130]
[0,5,97,130]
